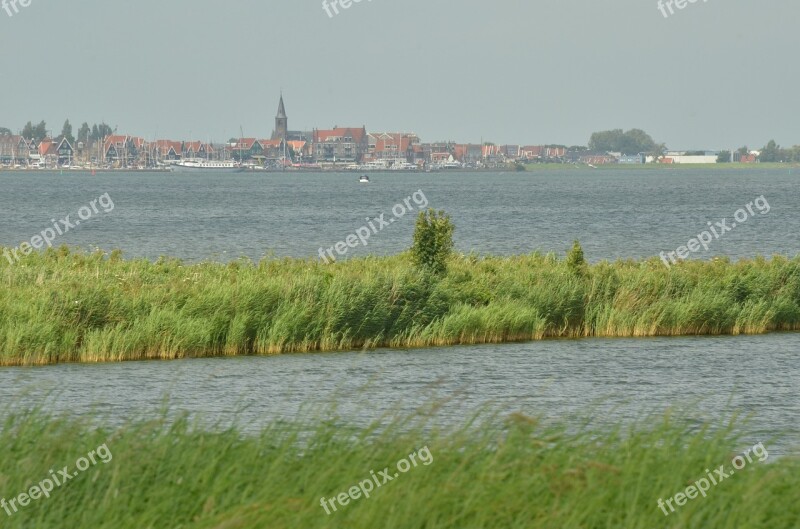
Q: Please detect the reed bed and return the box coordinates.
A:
[0,408,797,528]
[2,246,800,365]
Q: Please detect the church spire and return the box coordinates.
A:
[277,94,287,119]
[273,93,289,141]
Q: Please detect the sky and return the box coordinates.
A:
[0,0,797,150]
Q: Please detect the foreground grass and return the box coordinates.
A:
[0,409,796,528]
[2,247,800,365]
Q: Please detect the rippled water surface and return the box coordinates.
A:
[1,169,797,261]
[2,334,798,450]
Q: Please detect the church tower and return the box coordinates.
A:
[273,94,288,141]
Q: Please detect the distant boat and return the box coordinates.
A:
[359,174,370,183]
[359,160,389,171]
[170,158,243,173]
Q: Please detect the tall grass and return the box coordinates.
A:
[2,246,800,365]
[0,408,796,528]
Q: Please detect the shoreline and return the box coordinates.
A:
[2,248,799,367]
[1,163,798,175]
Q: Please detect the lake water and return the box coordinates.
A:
[1,169,798,448]
[2,334,798,451]
[1,169,798,262]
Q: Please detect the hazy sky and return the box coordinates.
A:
[0,0,796,149]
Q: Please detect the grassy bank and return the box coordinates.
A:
[0,409,796,528]
[2,247,800,366]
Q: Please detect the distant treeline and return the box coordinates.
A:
[0,120,114,146]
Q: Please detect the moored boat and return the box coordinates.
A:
[170,158,243,173]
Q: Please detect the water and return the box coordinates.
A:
[2,334,798,449]
[1,169,798,448]
[1,169,797,262]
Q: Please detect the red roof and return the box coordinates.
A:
[153,140,183,155]
[104,135,128,150]
[230,138,261,150]
[183,141,212,153]
[38,138,56,156]
[370,133,414,153]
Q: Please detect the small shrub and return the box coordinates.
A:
[411,209,454,275]
[566,240,587,275]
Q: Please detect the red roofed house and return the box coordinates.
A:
[519,146,542,160]
[519,146,567,161]
[182,141,214,159]
[312,126,368,163]
[228,138,263,161]
[261,139,310,164]
[366,132,419,163]
[104,135,146,167]
[287,140,310,162]
[152,140,183,162]
[37,137,74,166]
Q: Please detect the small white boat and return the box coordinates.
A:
[359,175,370,183]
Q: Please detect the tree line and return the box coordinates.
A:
[717,140,800,163]
[0,120,114,146]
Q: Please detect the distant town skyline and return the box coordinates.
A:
[1,0,798,150]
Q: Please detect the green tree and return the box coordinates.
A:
[411,210,454,275]
[566,240,587,276]
[717,150,732,163]
[21,121,34,139]
[33,121,47,141]
[588,129,623,152]
[588,129,658,155]
[61,120,75,145]
[77,122,91,144]
[90,123,112,142]
[0,127,11,136]
[759,140,781,162]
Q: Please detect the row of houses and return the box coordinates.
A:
[7,97,763,169]
[0,131,595,168]
[0,135,76,166]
